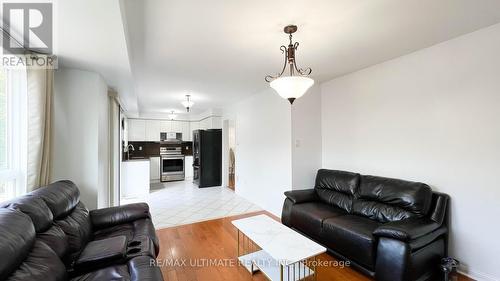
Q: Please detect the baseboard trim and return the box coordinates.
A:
[458,269,499,281]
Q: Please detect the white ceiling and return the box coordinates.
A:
[56,0,500,117]
[54,0,137,113]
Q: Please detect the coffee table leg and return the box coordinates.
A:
[237,230,240,257]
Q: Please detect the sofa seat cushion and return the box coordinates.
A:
[290,202,346,239]
[93,218,159,255]
[7,240,67,281]
[70,263,129,281]
[70,256,163,281]
[321,215,380,270]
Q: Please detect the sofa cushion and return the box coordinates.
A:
[70,263,129,281]
[70,256,163,281]
[321,215,380,270]
[0,209,35,280]
[6,240,67,281]
[353,175,432,223]
[54,202,93,261]
[32,180,80,219]
[37,224,69,259]
[314,169,360,212]
[1,195,54,232]
[290,202,346,239]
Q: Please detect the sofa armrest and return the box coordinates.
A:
[284,189,317,204]
[90,203,151,230]
[74,235,128,273]
[373,218,443,242]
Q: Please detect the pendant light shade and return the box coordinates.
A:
[270,76,314,104]
[265,25,314,104]
[168,111,177,120]
[181,95,194,112]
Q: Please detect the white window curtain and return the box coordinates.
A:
[0,67,28,201]
[26,56,54,191]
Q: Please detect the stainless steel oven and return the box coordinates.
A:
[160,146,185,182]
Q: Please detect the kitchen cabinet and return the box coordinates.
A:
[145,120,161,141]
[150,156,160,182]
[181,121,191,141]
[185,156,193,179]
[200,118,210,130]
[121,160,149,200]
[211,117,222,129]
[190,121,200,137]
[128,119,146,141]
[171,121,182,133]
[160,120,171,133]
[128,118,221,142]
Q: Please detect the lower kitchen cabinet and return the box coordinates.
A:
[150,156,160,182]
[185,156,193,179]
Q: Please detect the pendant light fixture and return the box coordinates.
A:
[265,25,314,104]
[181,95,194,112]
[168,111,177,120]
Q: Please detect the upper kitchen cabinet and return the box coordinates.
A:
[171,120,182,133]
[199,118,210,130]
[191,121,200,134]
[145,120,161,141]
[211,117,222,129]
[199,117,222,130]
[181,121,191,141]
[128,117,222,142]
[160,120,171,132]
[128,119,146,141]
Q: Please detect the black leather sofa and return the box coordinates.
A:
[282,169,449,281]
[0,180,164,281]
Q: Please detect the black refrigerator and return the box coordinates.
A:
[192,129,222,188]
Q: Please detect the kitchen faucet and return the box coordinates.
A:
[127,144,135,160]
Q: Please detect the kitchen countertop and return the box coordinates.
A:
[122,158,150,162]
[123,154,193,162]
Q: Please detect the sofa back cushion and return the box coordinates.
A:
[32,180,92,261]
[31,180,80,219]
[1,195,53,232]
[0,209,36,280]
[55,202,93,262]
[1,194,70,259]
[314,169,360,212]
[353,175,432,223]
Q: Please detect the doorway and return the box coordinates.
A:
[223,119,236,190]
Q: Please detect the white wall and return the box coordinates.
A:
[97,84,110,208]
[223,88,292,217]
[321,23,500,281]
[291,85,322,189]
[51,69,109,210]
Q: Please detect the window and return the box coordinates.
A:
[0,67,27,202]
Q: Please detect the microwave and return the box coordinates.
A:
[160,132,182,142]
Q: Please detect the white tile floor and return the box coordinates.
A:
[120,180,262,230]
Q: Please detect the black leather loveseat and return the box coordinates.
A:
[282,169,449,281]
[0,180,163,281]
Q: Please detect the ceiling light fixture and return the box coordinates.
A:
[168,111,177,120]
[265,25,314,104]
[181,95,194,112]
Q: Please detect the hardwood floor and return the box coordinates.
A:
[155,211,472,281]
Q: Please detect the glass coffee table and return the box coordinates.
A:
[232,214,326,281]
